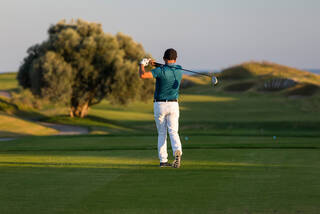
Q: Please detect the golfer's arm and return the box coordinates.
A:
[139,65,153,79]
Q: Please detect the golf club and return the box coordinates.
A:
[153,62,219,87]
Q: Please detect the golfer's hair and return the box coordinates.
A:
[163,48,177,60]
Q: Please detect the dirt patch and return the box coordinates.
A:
[38,122,89,135]
[0,91,12,99]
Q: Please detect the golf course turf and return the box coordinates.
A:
[0,135,319,214]
[1,71,320,213]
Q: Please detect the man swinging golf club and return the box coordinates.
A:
[139,48,182,168]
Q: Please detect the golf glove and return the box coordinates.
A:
[139,58,150,66]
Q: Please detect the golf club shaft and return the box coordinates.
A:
[154,62,211,77]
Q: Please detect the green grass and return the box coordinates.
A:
[1,68,320,213]
[0,135,319,214]
[42,91,320,137]
[1,70,320,138]
[0,72,18,91]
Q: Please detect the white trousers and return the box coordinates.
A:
[154,102,182,163]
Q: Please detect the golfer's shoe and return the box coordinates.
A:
[172,150,181,168]
[159,162,172,167]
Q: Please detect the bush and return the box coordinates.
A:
[0,98,18,114]
[220,66,253,80]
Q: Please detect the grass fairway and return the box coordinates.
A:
[1,70,320,213]
[0,135,319,214]
[0,72,18,91]
[0,113,58,137]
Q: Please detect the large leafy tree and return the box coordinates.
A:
[18,19,154,117]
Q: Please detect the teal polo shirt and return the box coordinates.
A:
[151,63,183,100]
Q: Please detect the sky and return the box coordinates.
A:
[0,0,319,72]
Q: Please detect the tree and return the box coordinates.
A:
[17,19,154,118]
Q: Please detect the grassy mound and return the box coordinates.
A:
[180,74,208,88]
[224,81,255,92]
[219,61,320,94]
[286,83,320,97]
[220,61,320,84]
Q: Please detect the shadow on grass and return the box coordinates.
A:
[179,121,320,137]
[0,162,289,170]
[1,146,318,153]
[0,131,30,138]
[44,114,124,128]
[43,114,155,134]
[0,161,157,169]
[5,90,319,138]
[1,135,319,153]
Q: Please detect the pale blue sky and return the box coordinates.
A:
[0,0,319,71]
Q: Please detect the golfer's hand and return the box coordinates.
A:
[149,59,155,66]
[139,58,149,66]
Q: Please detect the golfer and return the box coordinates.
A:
[139,48,183,168]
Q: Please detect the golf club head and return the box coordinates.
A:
[211,76,218,87]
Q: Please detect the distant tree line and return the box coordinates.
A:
[18,19,154,118]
